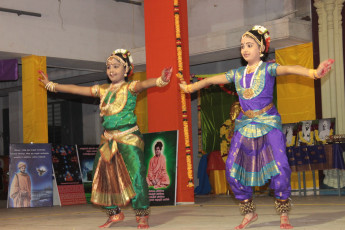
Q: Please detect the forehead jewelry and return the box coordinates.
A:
[106,55,129,76]
[242,32,265,55]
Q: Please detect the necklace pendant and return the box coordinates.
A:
[243,88,254,99]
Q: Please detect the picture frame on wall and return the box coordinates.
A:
[314,118,336,144]
[282,123,298,147]
[297,120,315,146]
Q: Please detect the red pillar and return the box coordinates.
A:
[144,0,194,203]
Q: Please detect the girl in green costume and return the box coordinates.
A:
[39,49,172,229]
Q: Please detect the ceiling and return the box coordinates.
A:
[0,35,311,98]
[0,3,312,98]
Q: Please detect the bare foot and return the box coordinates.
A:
[137,216,149,229]
[234,212,258,229]
[98,212,125,228]
[280,213,293,229]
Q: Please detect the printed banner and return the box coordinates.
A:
[7,143,53,208]
[52,145,86,206]
[76,145,98,204]
[143,130,178,206]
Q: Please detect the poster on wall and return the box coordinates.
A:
[143,130,178,206]
[76,145,98,203]
[52,145,86,206]
[7,143,53,208]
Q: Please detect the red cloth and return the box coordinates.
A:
[207,151,226,174]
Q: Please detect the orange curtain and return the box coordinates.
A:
[22,55,48,143]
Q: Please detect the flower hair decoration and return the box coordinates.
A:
[252,25,271,53]
[114,49,134,64]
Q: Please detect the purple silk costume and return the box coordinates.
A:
[225,62,291,201]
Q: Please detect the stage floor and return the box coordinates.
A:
[1,195,345,230]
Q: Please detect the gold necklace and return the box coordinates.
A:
[99,81,125,116]
[242,61,262,99]
[246,62,260,74]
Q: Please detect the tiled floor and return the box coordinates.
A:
[0,195,345,229]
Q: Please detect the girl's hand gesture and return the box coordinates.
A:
[161,67,173,83]
[37,70,49,86]
[156,67,172,87]
[316,59,335,79]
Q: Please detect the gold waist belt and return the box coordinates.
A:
[104,125,139,140]
[241,103,273,119]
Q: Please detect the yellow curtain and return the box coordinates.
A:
[276,42,316,123]
[275,42,318,191]
[131,72,148,133]
[209,170,228,195]
[22,55,48,143]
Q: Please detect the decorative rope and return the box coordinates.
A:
[174,0,194,187]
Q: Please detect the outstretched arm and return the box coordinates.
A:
[179,73,228,93]
[276,59,334,79]
[134,67,173,93]
[38,71,93,97]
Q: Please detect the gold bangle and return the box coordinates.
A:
[186,84,193,93]
[314,69,320,79]
[156,77,169,87]
[308,69,315,79]
[45,81,58,93]
[309,69,320,80]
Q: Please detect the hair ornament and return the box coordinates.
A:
[252,25,270,53]
[107,48,134,77]
[244,25,271,54]
[252,25,268,35]
[114,49,134,65]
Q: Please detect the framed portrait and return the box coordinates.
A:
[314,118,335,144]
[143,130,178,206]
[282,123,298,147]
[297,120,315,146]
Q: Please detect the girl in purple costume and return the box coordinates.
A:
[180,25,334,229]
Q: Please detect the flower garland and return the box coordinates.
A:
[197,90,204,158]
[174,0,194,187]
[220,119,233,159]
[298,130,314,145]
[314,128,333,144]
